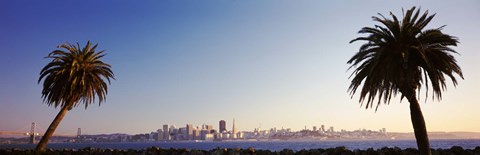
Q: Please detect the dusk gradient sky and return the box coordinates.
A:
[1,0,479,136]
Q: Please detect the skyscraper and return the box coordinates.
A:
[219,120,226,133]
[202,124,214,133]
[231,118,238,139]
[157,129,164,140]
[77,128,81,138]
[163,124,170,140]
[193,129,199,140]
[186,124,193,140]
[232,118,237,135]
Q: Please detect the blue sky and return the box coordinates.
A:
[1,0,479,135]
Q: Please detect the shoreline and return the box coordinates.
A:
[3,139,480,151]
[1,146,480,155]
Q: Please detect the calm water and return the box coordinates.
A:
[1,139,480,151]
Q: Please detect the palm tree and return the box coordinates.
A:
[36,41,114,151]
[347,7,462,155]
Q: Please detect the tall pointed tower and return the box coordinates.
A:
[232,118,237,135]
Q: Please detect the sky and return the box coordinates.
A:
[0,0,479,136]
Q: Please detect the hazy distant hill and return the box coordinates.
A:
[389,132,480,140]
[448,132,480,139]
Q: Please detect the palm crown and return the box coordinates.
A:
[39,41,115,109]
[347,7,463,110]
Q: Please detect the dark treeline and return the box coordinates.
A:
[2,146,480,155]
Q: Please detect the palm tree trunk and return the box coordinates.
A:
[407,94,432,155]
[35,105,70,152]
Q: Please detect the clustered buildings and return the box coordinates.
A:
[124,120,389,142]
[0,120,391,144]
[133,119,242,142]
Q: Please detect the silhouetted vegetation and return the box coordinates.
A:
[347,7,463,155]
[36,41,115,151]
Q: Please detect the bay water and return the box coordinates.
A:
[1,139,479,151]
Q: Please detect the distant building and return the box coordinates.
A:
[157,129,164,141]
[219,120,226,133]
[209,129,217,134]
[163,124,170,140]
[270,128,277,134]
[149,132,157,141]
[186,124,194,140]
[77,128,81,138]
[193,129,199,140]
[381,128,387,134]
[170,125,178,140]
[236,132,243,139]
[205,133,214,140]
[200,129,209,140]
[199,130,214,140]
[221,132,229,139]
[206,125,213,131]
[232,119,237,135]
[329,126,334,133]
[179,127,186,140]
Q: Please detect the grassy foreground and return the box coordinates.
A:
[1,146,480,155]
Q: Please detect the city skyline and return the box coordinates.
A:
[5,119,480,144]
[1,0,479,136]
[146,120,384,135]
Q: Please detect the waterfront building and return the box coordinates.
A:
[77,128,82,138]
[381,128,387,134]
[270,128,277,134]
[242,131,256,139]
[170,126,178,140]
[258,130,270,139]
[219,132,229,139]
[206,124,213,131]
[210,129,217,134]
[232,119,237,134]
[193,129,199,140]
[149,132,157,141]
[219,120,226,133]
[215,132,222,139]
[186,124,194,140]
[163,124,170,140]
[236,132,243,139]
[178,127,186,140]
[200,129,209,140]
[204,133,214,140]
[329,126,334,133]
[230,119,238,139]
[156,129,164,141]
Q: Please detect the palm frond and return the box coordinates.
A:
[347,7,463,110]
[39,41,115,109]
